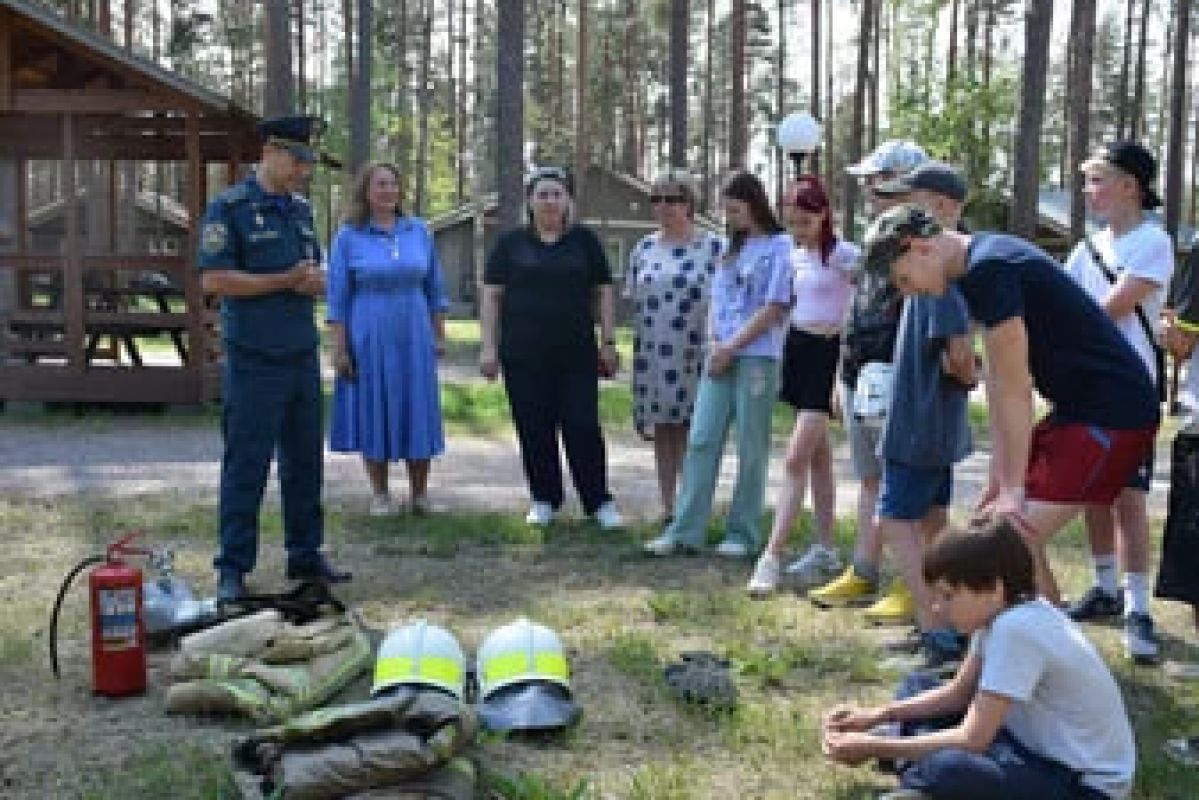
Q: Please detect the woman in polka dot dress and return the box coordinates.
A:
[644,171,794,557]
[624,171,724,521]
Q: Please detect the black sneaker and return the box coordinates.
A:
[216,570,246,602]
[286,553,352,584]
[1124,612,1161,665]
[1066,586,1124,622]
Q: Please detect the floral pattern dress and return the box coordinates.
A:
[623,230,724,436]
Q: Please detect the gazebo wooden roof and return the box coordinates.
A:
[0,0,262,405]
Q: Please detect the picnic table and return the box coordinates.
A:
[5,271,191,367]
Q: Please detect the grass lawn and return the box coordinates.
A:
[3,496,1198,798]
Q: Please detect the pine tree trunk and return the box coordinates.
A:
[870,0,881,151]
[824,0,834,195]
[296,0,307,111]
[843,0,872,240]
[1116,0,1134,138]
[810,0,820,176]
[670,0,689,169]
[349,0,372,174]
[729,0,747,169]
[776,0,786,195]
[497,0,525,229]
[1131,0,1149,138]
[964,0,977,79]
[946,0,960,88]
[415,0,433,214]
[1164,0,1190,239]
[574,0,588,197]
[1067,0,1095,241]
[702,0,715,210]
[265,0,294,116]
[1009,0,1054,237]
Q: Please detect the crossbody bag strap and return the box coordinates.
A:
[1084,235,1159,352]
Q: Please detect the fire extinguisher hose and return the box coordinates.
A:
[49,554,106,679]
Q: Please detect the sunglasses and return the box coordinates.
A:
[650,194,688,204]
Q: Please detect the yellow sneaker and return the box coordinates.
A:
[863,580,915,626]
[808,566,876,608]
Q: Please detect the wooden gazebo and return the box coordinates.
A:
[0,0,261,405]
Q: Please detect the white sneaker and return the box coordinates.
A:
[714,539,750,558]
[594,500,624,530]
[746,553,781,597]
[525,501,556,526]
[644,534,687,556]
[368,494,400,516]
[784,543,842,583]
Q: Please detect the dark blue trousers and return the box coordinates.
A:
[894,671,1110,800]
[215,345,324,576]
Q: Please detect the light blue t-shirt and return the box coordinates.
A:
[880,288,972,467]
[973,599,1136,798]
[708,233,794,360]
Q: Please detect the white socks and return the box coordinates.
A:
[1125,572,1151,616]
[1093,554,1119,596]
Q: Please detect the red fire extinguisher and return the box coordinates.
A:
[50,531,150,697]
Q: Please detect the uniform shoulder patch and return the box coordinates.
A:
[201,221,229,255]
[215,182,250,205]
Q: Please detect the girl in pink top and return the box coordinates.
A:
[749,175,861,596]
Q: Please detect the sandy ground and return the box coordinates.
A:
[0,403,1170,522]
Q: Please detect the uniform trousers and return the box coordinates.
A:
[216,344,324,576]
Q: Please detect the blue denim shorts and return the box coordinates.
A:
[878,460,952,521]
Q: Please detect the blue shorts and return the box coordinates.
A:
[878,460,952,521]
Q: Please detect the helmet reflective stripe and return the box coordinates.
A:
[372,619,466,700]
[375,655,464,690]
[483,650,569,688]
[477,617,572,699]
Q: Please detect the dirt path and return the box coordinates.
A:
[0,408,1170,520]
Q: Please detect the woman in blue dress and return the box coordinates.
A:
[327,162,448,515]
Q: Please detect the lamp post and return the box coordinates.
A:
[776,112,823,179]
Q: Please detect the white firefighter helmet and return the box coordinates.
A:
[476,617,580,732]
[372,619,467,700]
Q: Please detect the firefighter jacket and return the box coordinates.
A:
[231,686,477,800]
[165,609,372,723]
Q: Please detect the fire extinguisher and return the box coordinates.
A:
[50,531,150,697]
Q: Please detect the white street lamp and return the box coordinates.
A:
[776,112,823,177]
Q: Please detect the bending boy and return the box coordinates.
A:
[860,205,1159,603]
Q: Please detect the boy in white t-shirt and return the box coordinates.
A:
[822,519,1135,799]
[1061,140,1172,665]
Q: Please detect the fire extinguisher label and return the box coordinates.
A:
[98,588,138,650]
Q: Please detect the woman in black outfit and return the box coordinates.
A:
[479,167,623,528]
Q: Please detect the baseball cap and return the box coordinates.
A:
[846,140,929,177]
[861,203,943,276]
[1080,141,1163,210]
[872,161,967,202]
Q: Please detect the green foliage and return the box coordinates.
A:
[486,771,590,800]
[888,70,1018,194]
[77,743,235,799]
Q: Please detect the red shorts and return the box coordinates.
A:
[1025,420,1157,505]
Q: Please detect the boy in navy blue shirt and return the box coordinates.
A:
[860,205,1159,604]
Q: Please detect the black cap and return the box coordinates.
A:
[257,115,325,163]
[873,161,968,202]
[1081,141,1162,210]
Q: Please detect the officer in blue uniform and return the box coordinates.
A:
[198,115,350,601]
